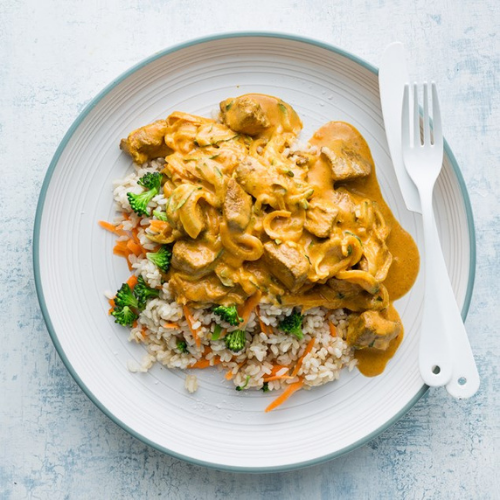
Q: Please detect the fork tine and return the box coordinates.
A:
[413,83,421,147]
[431,82,443,150]
[423,82,431,145]
[402,84,411,147]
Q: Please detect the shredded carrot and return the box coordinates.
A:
[114,241,134,270]
[256,306,269,335]
[189,360,204,369]
[329,321,337,337]
[113,240,129,253]
[132,319,138,329]
[108,298,115,315]
[190,357,221,369]
[149,220,168,233]
[265,380,304,413]
[131,227,141,244]
[265,365,290,378]
[126,239,143,257]
[163,322,180,329]
[263,365,291,382]
[258,317,268,334]
[263,364,293,382]
[183,305,201,347]
[113,248,127,258]
[238,291,262,327]
[190,359,211,369]
[127,275,138,290]
[263,375,294,383]
[99,220,126,236]
[270,365,289,376]
[291,338,316,378]
[101,217,142,271]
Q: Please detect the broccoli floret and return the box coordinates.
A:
[224,330,247,352]
[133,276,160,309]
[236,375,250,391]
[146,246,171,273]
[261,382,270,393]
[213,305,243,326]
[279,311,304,340]
[111,277,160,327]
[114,283,140,310]
[127,172,162,216]
[138,171,162,190]
[176,339,188,353]
[111,305,138,327]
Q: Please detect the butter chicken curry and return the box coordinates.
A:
[119,94,420,377]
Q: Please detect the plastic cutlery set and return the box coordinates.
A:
[379,43,479,398]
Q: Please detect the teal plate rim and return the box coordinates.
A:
[33,31,476,473]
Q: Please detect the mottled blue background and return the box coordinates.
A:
[1,1,498,498]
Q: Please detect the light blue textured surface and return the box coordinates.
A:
[1,1,498,498]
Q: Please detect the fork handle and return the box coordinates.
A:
[418,187,457,386]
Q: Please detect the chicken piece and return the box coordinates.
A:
[241,261,286,297]
[335,270,380,295]
[346,310,402,350]
[220,96,270,136]
[120,120,170,165]
[169,273,246,305]
[263,242,310,292]
[304,199,338,238]
[326,189,358,227]
[171,239,219,277]
[328,277,366,299]
[281,282,388,311]
[235,156,272,196]
[321,142,371,182]
[235,156,287,210]
[223,178,253,231]
[327,278,388,308]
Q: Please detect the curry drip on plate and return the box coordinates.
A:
[120,94,420,376]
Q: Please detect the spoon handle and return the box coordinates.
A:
[445,312,480,398]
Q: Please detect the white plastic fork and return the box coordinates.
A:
[402,82,479,398]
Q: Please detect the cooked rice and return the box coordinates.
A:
[185,374,198,393]
[109,158,356,394]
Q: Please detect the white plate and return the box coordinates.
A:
[34,33,475,471]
